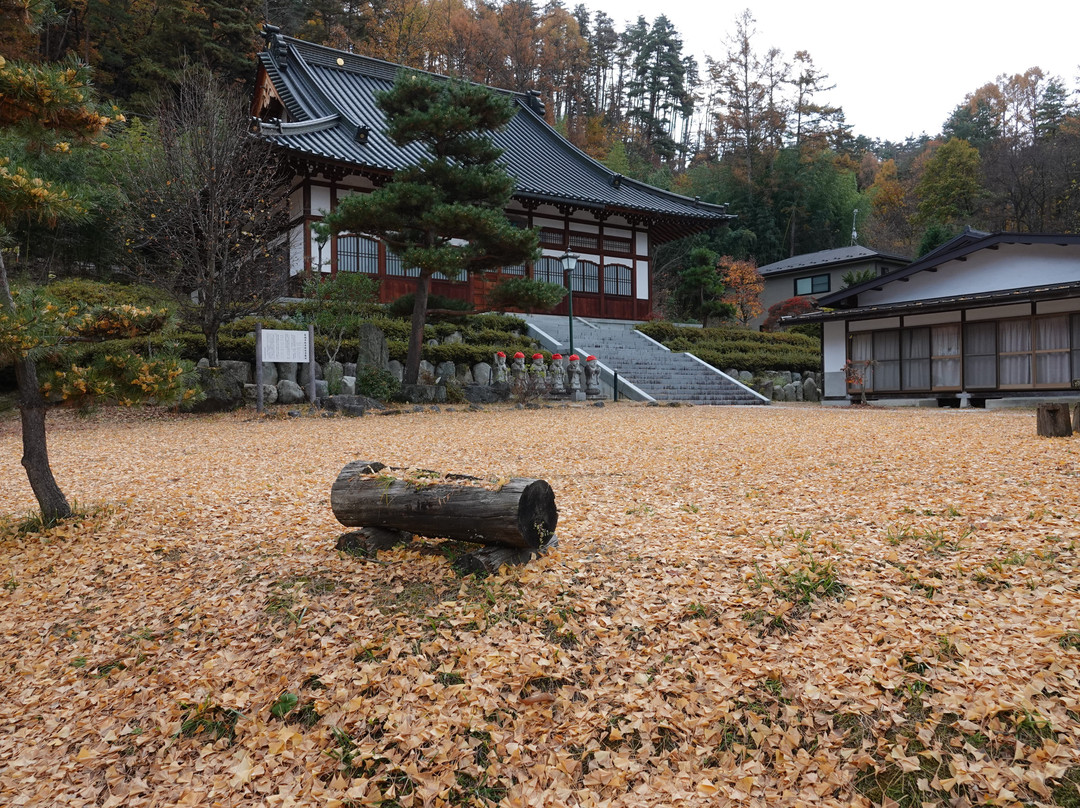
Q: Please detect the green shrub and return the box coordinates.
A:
[636,321,820,374]
[485,277,567,313]
[354,366,400,400]
[42,278,175,312]
[388,292,472,320]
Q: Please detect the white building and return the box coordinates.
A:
[789,229,1080,406]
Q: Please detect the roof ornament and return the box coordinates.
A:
[612,174,622,189]
[525,90,546,116]
[355,124,371,145]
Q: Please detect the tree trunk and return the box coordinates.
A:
[14,358,72,522]
[0,251,72,523]
[205,326,219,367]
[403,272,432,385]
[331,461,558,549]
[1037,403,1072,437]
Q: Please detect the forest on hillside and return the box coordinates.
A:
[3,0,1080,296]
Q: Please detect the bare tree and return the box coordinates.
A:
[121,65,291,365]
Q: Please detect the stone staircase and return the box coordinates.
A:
[521,314,768,406]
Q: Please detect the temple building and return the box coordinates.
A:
[251,27,733,319]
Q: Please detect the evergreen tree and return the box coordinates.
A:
[1,48,194,524]
[674,247,733,326]
[324,72,538,385]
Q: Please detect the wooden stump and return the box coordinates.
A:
[1037,403,1072,437]
[1072,402,1080,434]
[330,461,558,549]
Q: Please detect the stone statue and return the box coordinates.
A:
[529,352,547,388]
[511,351,527,387]
[567,354,583,394]
[585,354,601,397]
[493,351,507,384]
[549,353,566,394]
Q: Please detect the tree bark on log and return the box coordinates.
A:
[331,461,558,549]
[1037,403,1072,437]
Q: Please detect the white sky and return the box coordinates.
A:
[578,0,1080,143]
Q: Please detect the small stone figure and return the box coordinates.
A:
[549,353,566,394]
[529,353,547,388]
[511,351,527,387]
[585,355,601,397]
[493,351,507,384]
[567,354,583,394]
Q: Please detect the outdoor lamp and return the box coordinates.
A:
[562,251,579,359]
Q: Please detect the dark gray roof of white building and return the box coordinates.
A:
[758,245,909,277]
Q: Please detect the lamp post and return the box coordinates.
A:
[562,251,578,358]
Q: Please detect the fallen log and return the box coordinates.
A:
[330,461,558,550]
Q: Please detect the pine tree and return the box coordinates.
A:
[1,49,194,523]
[324,72,538,386]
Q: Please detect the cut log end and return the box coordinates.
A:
[516,479,558,548]
[1037,404,1072,438]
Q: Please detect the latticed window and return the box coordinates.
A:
[603,264,632,296]
[568,232,599,250]
[603,237,632,255]
[385,251,420,278]
[337,235,379,274]
[500,265,527,276]
[533,256,565,285]
[538,229,565,248]
[573,261,599,293]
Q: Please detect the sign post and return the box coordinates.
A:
[256,325,314,412]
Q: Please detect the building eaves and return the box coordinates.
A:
[758,245,909,277]
[784,280,1080,324]
[816,232,1080,307]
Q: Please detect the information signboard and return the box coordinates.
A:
[260,329,310,363]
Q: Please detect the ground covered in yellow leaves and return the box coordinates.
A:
[1,404,1079,807]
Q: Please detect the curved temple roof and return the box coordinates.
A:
[254,31,733,242]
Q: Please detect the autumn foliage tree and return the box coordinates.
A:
[719,256,764,326]
[761,295,814,332]
[1,48,196,524]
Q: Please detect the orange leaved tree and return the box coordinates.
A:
[719,257,764,326]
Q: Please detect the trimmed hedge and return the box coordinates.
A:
[29,280,537,371]
[637,321,820,374]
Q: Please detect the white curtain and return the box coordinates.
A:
[1035,316,1070,384]
[874,331,900,390]
[999,320,1032,385]
[901,328,930,390]
[963,322,996,388]
[850,333,873,390]
[931,325,961,388]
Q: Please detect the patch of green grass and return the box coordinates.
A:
[1059,631,1080,650]
[741,608,792,635]
[8,500,113,536]
[1051,766,1080,807]
[436,672,465,686]
[450,772,507,807]
[270,692,299,719]
[178,698,241,745]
